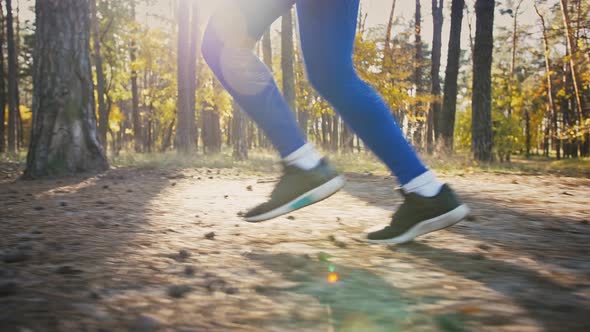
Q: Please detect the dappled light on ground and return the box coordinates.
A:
[1,167,589,331]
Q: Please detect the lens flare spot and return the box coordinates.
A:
[328,272,339,284]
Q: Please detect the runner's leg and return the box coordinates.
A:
[296,0,429,185]
[202,0,304,157]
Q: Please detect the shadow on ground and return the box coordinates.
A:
[0,168,175,331]
[248,252,469,332]
[341,173,590,331]
[400,242,590,332]
[342,173,590,264]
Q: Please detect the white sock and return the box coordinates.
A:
[402,171,444,197]
[283,143,322,170]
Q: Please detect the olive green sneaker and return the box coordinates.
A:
[244,159,345,222]
[367,184,469,244]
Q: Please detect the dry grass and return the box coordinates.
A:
[3,149,588,179]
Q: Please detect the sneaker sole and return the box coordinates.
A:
[366,204,470,244]
[244,176,346,223]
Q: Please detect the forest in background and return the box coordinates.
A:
[0,0,588,177]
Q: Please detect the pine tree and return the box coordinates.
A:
[472,0,495,161]
[25,0,108,177]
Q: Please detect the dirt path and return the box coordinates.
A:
[1,167,589,331]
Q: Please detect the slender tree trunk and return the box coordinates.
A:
[129,1,141,152]
[262,27,273,71]
[0,7,6,153]
[90,0,109,151]
[331,114,339,151]
[202,109,221,154]
[559,0,585,147]
[383,0,397,70]
[188,0,199,149]
[25,0,108,177]
[232,101,248,160]
[5,0,19,153]
[472,0,494,161]
[321,113,329,149]
[534,4,560,159]
[508,0,524,117]
[14,0,22,150]
[439,0,464,151]
[282,8,296,116]
[504,0,524,162]
[257,27,273,148]
[413,0,424,148]
[428,0,444,152]
[175,0,197,152]
[341,122,354,153]
[525,109,531,158]
[162,120,175,152]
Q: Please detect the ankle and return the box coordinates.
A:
[283,143,322,170]
[402,171,443,197]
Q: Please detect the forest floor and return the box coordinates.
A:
[1,157,589,331]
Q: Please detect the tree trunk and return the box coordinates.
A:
[331,114,339,152]
[341,122,354,153]
[321,113,329,149]
[14,0,23,151]
[534,4,560,159]
[0,7,6,153]
[232,101,248,160]
[202,110,221,154]
[383,0,397,70]
[161,120,175,152]
[439,0,464,151]
[413,0,424,149]
[505,0,524,162]
[5,0,19,154]
[189,1,200,149]
[129,1,141,152]
[90,0,109,151]
[175,0,197,152]
[428,0,444,152]
[262,27,273,71]
[525,109,531,158]
[25,0,108,178]
[508,0,524,117]
[282,8,296,116]
[472,0,494,162]
[559,0,584,130]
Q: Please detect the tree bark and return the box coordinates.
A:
[14,0,22,150]
[175,0,197,152]
[383,0,397,70]
[262,27,273,71]
[534,4,560,159]
[0,7,6,153]
[439,0,464,151]
[90,0,109,151]
[331,114,339,151]
[202,109,221,154]
[25,0,108,178]
[188,0,200,149]
[5,0,19,153]
[129,1,141,152]
[428,0,444,152]
[232,101,248,160]
[559,0,585,140]
[472,0,494,162]
[282,8,296,116]
[413,0,424,148]
[508,0,524,117]
[525,109,531,158]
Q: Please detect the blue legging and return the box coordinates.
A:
[202,0,427,185]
